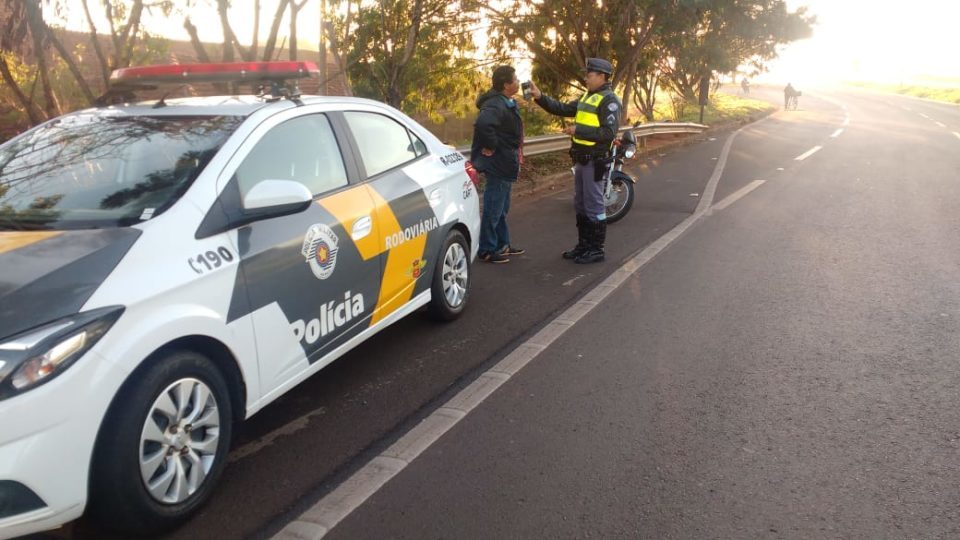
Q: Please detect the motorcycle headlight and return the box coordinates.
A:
[0,306,124,400]
[623,146,637,159]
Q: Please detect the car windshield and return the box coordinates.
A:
[0,114,243,230]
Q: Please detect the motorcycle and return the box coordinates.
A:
[602,129,638,224]
[568,129,638,223]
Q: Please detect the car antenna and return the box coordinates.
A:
[152,92,170,109]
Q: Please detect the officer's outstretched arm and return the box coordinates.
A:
[534,94,578,118]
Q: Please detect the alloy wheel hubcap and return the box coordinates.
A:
[442,243,468,307]
[139,377,221,504]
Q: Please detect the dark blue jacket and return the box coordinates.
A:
[470,90,523,180]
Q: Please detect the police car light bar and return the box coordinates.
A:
[109,61,319,87]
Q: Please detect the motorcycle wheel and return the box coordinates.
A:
[604,176,635,224]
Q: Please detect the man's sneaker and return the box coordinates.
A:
[499,245,525,256]
[479,251,509,264]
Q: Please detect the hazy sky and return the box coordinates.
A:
[762,0,960,85]
[61,1,960,86]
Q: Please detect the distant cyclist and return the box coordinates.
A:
[741,77,750,95]
[784,83,800,110]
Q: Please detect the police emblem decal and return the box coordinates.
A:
[410,258,427,279]
[463,180,473,199]
[301,223,340,280]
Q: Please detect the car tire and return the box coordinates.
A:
[428,229,470,321]
[87,350,233,535]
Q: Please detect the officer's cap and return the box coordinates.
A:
[582,57,613,76]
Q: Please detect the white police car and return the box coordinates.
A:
[0,62,479,538]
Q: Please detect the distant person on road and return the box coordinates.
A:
[470,65,525,264]
[528,57,622,264]
[784,83,799,109]
[741,77,750,95]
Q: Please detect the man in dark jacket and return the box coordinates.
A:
[529,58,621,264]
[470,65,525,264]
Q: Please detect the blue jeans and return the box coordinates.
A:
[479,174,514,254]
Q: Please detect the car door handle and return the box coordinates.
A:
[352,216,372,240]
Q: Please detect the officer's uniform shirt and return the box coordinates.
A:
[535,82,622,157]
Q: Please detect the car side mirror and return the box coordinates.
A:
[195,179,315,239]
[242,179,313,212]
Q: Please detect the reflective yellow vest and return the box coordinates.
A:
[572,89,615,147]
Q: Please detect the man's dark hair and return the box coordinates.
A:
[492,65,516,92]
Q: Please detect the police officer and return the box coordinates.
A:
[528,58,622,264]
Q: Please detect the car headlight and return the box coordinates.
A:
[0,306,124,400]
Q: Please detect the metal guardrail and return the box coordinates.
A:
[456,122,708,157]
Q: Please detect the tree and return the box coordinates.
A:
[344,0,486,118]
[657,0,814,100]
[322,0,361,96]
[1,0,170,134]
[484,0,665,125]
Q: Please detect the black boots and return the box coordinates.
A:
[562,216,606,263]
[574,219,605,264]
[562,214,589,259]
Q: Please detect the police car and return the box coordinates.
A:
[0,61,479,537]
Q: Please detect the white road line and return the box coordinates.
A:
[712,180,766,212]
[935,121,946,128]
[795,146,823,161]
[843,117,851,126]
[920,113,930,119]
[272,120,756,540]
[830,128,844,138]
[954,132,960,140]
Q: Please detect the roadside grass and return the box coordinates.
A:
[849,81,960,105]
[663,92,775,125]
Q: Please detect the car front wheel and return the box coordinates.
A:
[88,350,233,535]
[428,229,470,321]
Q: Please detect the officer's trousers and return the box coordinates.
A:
[573,160,606,222]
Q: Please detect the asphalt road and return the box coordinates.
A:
[56,86,960,539]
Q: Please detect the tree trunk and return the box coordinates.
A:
[251,0,261,60]
[184,18,228,94]
[0,54,44,124]
[323,20,352,96]
[262,0,291,61]
[217,0,235,62]
[619,62,636,125]
[80,0,110,86]
[289,0,308,60]
[183,19,213,63]
[22,0,60,117]
[115,0,144,68]
[384,0,425,109]
[45,27,97,105]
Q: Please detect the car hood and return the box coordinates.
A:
[0,229,141,341]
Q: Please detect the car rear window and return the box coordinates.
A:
[0,114,243,230]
